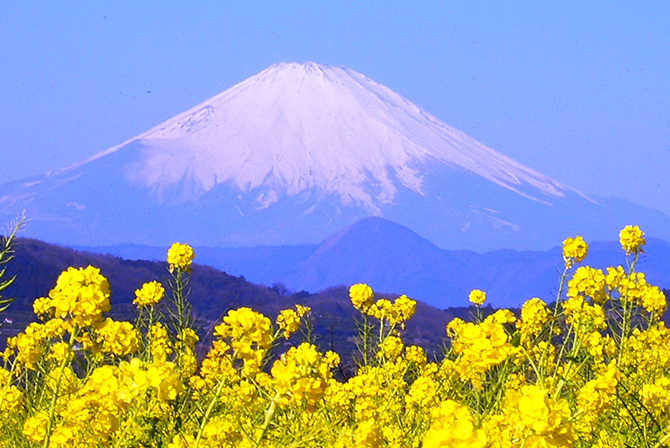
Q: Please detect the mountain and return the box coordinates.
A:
[76,217,670,309]
[2,62,670,251]
[0,238,467,360]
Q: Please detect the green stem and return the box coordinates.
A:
[361,315,370,367]
[43,325,78,448]
[652,431,670,448]
[543,266,569,364]
[255,394,279,447]
[193,376,227,448]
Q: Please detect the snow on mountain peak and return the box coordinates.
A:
[106,62,576,209]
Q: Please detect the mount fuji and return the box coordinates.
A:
[2,62,670,251]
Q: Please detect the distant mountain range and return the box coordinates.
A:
[1,237,469,361]
[3,62,670,252]
[76,217,670,309]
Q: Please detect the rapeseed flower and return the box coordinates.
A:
[518,298,550,341]
[423,400,486,448]
[619,225,645,255]
[271,342,333,409]
[133,280,165,307]
[349,283,374,310]
[562,236,588,268]
[167,242,195,272]
[468,289,486,306]
[96,318,141,357]
[3,225,670,448]
[277,308,301,339]
[47,265,111,327]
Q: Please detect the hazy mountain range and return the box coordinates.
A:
[1,237,467,361]
[2,62,670,252]
[76,216,670,309]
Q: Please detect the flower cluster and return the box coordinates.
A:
[448,316,517,386]
[214,307,272,377]
[271,342,337,409]
[517,297,550,341]
[349,284,416,326]
[563,235,588,268]
[468,289,486,306]
[349,283,374,310]
[133,280,165,307]
[619,224,645,255]
[2,226,670,448]
[167,242,195,272]
[40,266,111,326]
[276,305,310,339]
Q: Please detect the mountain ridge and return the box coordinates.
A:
[2,62,670,250]
[73,216,670,308]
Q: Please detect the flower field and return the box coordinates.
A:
[1,225,669,447]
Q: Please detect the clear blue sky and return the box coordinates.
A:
[2,2,669,216]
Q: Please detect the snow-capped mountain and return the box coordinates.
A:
[116,62,573,208]
[2,62,670,250]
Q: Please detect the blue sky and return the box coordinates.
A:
[2,2,670,216]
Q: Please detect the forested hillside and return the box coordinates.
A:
[0,238,471,363]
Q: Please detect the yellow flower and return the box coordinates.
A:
[47,341,72,363]
[577,361,619,418]
[468,289,486,306]
[446,317,465,338]
[449,320,516,386]
[641,376,670,416]
[46,366,79,396]
[168,434,195,448]
[214,307,273,351]
[423,400,487,448]
[619,225,645,255]
[354,418,381,447]
[366,298,393,320]
[405,345,427,367]
[201,415,243,446]
[149,322,173,361]
[503,384,573,446]
[0,385,23,415]
[518,298,550,339]
[484,309,517,325]
[271,342,333,409]
[567,266,607,305]
[147,360,185,401]
[406,375,439,408]
[562,235,588,267]
[167,242,195,272]
[48,266,111,327]
[14,322,47,369]
[96,318,141,357]
[295,304,311,317]
[23,412,49,444]
[133,280,165,307]
[349,283,374,310]
[277,308,301,339]
[177,328,199,350]
[389,294,416,324]
[32,297,53,319]
[562,295,606,335]
[378,336,404,360]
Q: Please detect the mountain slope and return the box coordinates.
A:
[2,62,670,250]
[76,217,670,309]
[0,238,463,358]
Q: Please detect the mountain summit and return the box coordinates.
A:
[113,62,574,209]
[2,62,670,250]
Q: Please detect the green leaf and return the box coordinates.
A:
[0,213,25,319]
